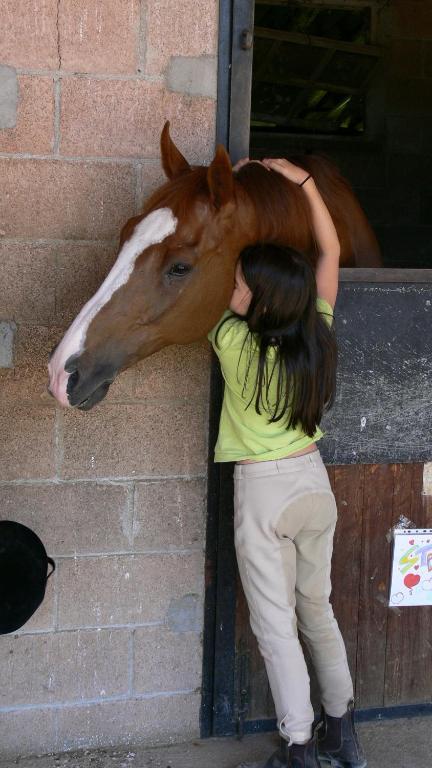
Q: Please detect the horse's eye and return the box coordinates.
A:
[167,263,192,278]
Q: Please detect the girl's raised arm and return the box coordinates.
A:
[261,158,340,309]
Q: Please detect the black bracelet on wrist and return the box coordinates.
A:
[299,174,312,187]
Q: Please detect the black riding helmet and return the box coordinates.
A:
[0,521,55,634]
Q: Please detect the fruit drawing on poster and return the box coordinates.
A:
[389,529,432,607]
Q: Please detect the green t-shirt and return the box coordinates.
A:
[207,298,334,463]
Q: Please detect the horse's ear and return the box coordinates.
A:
[160,121,191,179]
[207,145,234,209]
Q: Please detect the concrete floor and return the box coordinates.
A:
[1,717,429,768]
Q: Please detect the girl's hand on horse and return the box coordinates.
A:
[233,157,267,173]
[261,158,311,187]
[263,159,339,308]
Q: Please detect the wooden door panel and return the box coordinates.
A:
[330,464,364,682]
[356,464,395,706]
[233,463,431,728]
[384,465,432,705]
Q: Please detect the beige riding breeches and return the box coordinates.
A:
[233,451,353,745]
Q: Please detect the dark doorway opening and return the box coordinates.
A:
[201,0,432,740]
[251,3,377,136]
[249,1,432,270]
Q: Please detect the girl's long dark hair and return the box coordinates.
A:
[235,243,337,437]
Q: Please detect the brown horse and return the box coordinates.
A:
[48,122,380,411]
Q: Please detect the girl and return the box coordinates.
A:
[207,158,366,768]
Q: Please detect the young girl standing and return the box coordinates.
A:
[208,158,366,768]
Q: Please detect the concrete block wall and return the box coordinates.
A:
[0,0,218,758]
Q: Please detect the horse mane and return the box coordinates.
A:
[141,162,317,258]
[142,162,313,243]
[139,154,378,268]
[234,155,378,265]
[234,162,314,249]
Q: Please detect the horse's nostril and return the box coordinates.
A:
[64,353,80,374]
[66,370,80,396]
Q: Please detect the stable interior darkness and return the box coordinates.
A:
[250,1,432,269]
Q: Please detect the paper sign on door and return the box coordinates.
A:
[389,529,432,607]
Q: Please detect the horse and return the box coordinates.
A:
[48,122,381,411]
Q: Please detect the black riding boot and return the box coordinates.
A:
[317,700,367,768]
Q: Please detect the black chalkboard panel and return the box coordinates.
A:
[320,282,432,464]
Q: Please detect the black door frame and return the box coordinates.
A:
[200,0,253,738]
[199,0,432,739]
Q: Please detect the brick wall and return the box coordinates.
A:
[0,0,218,758]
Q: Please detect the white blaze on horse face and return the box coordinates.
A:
[48,208,178,407]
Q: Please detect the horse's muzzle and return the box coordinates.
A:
[65,356,118,410]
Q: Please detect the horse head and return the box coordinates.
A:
[48,123,380,410]
[48,123,251,410]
